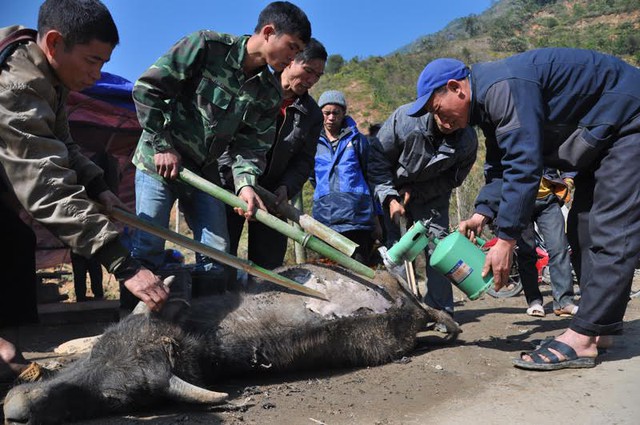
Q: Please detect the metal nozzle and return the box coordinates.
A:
[378,246,409,288]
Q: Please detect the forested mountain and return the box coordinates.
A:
[299,0,640,232]
[312,0,640,129]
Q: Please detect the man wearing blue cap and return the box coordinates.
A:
[369,103,478,324]
[407,48,640,371]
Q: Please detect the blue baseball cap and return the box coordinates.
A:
[406,58,470,117]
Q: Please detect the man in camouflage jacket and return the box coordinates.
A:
[130,2,311,275]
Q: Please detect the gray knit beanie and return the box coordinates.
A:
[318,90,347,110]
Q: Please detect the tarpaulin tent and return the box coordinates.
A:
[28,72,141,269]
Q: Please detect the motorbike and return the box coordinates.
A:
[483,230,640,299]
[482,228,552,298]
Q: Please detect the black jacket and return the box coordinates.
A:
[470,48,640,239]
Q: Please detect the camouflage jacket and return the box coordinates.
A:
[0,25,128,272]
[132,31,281,190]
[220,91,322,199]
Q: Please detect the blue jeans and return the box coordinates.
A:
[132,169,229,272]
[534,195,575,310]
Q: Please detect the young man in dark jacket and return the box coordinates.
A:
[369,103,477,324]
[407,49,640,370]
[0,0,168,382]
[223,38,326,269]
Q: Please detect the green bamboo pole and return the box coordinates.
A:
[179,168,375,279]
[109,207,328,301]
[254,185,357,256]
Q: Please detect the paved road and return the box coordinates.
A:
[419,302,640,425]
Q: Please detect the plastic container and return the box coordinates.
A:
[429,231,493,300]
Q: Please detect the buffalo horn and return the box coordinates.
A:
[166,375,228,404]
[131,275,175,316]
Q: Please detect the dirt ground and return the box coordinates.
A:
[3,276,640,425]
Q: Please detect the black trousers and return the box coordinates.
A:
[0,199,38,326]
[226,206,289,270]
[70,251,104,300]
[566,116,640,336]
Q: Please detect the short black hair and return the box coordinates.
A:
[294,38,327,63]
[38,0,119,49]
[255,1,311,44]
[368,123,382,135]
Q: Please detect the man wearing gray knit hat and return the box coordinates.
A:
[310,90,376,264]
[318,90,347,110]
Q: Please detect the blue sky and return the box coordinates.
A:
[3,0,493,82]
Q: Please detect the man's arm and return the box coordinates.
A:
[368,112,402,207]
[0,83,119,258]
[483,79,544,240]
[133,31,206,175]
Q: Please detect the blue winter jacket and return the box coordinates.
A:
[470,48,640,240]
[311,116,374,233]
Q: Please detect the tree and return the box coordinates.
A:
[325,54,345,74]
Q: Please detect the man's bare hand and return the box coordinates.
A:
[399,188,411,206]
[154,149,181,180]
[97,190,128,213]
[388,198,406,224]
[235,186,266,220]
[123,267,169,312]
[483,238,516,290]
[458,213,488,243]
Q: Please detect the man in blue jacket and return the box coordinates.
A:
[311,90,375,264]
[369,104,477,324]
[407,49,640,370]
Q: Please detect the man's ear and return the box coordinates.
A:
[446,79,461,93]
[39,30,65,61]
[259,24,276,41]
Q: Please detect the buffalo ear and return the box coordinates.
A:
[158,298,191,323]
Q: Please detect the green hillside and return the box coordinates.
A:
[312,0,640,129]
[295,0,640,264]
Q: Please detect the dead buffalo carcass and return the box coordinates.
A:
[3,264,457,424]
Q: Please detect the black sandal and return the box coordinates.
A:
[513,339,596,371]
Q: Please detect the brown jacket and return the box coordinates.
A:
[0,25,128,271]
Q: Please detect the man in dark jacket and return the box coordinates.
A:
[369,104,477,322]
[407,49,640,370]
[222,38,326,269]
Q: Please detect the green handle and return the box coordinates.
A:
[179,169,375,279]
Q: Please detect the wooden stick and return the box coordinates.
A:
[109,207,328,301]
[254,185,357,256]
[399,216,419,297]
[179,169,374,279]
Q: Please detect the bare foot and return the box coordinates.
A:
[596,335,614,349]
[522,329,598,363]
